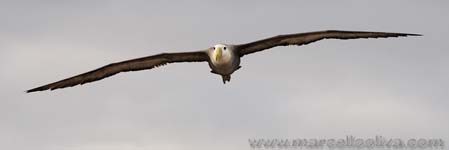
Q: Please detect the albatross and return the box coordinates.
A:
[27,30,420,93]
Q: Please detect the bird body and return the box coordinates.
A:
[208,44,241,83]
[27,30,420,93]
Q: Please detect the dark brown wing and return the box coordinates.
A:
[27,51,209,93]
[236,30,421,56]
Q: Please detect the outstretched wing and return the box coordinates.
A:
[236,30,421,56]
[27,51,209,93]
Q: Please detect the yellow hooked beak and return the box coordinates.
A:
[215,47,222,61]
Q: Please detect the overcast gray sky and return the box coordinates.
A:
[1,0,448,150]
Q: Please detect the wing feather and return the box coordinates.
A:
[236,30,421,56]
[27,51,209,92]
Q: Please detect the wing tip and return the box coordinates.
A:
[26,88,40,93]
[26,86,50,93]
[403,33,422,36]
[26,89,37,93]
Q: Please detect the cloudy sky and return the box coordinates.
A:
[1,0,448,150]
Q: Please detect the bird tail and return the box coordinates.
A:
[222,75,231,84]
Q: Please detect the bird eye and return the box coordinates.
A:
[223,47,227,50]
[213,47,215,50]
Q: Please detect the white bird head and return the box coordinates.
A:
[212,44,230,62]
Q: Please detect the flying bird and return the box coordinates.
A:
[27,30,420,93]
